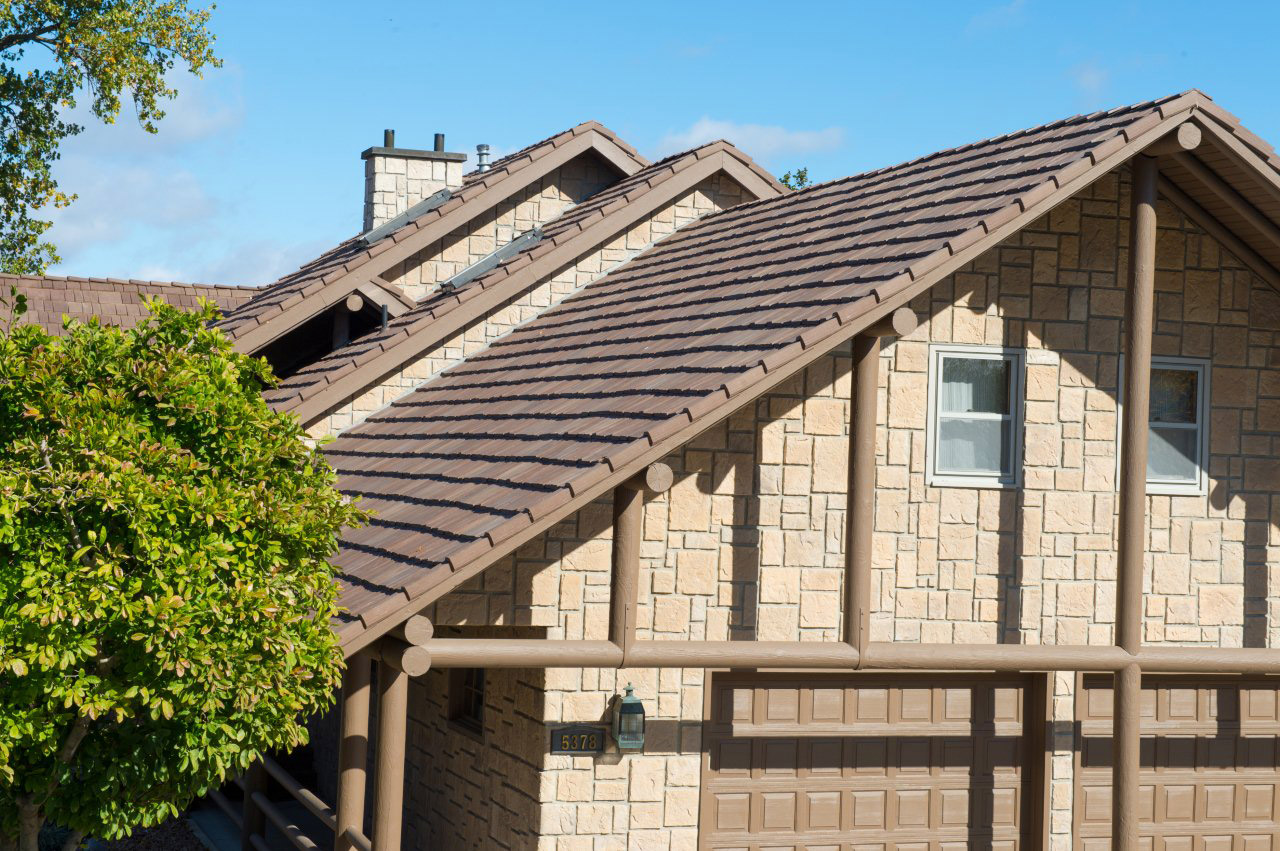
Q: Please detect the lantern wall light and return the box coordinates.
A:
[612,683,646,751]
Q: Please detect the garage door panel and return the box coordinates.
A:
[1074,677,1280,848]
[702,674,1033,851]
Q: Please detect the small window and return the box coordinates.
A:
[927,345,1025,488]
[1118,357,1210,495]
[449,668,485,735]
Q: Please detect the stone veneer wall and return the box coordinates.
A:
[364,152,465,232]
[399,167,1280,850]
[382,153,617,303]
[309,173,751,439]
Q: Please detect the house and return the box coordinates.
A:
[32,91,1280,849]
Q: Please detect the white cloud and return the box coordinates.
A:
[1069,60,1109,97]
[965,0,1027,35]
[655,118,845,162]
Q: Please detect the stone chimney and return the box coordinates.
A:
[362,129,467,231]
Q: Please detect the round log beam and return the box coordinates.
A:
[392,614,434,646]
[863,306,918,338]
[1144,121,1201,157]
[345,293,365,312]
[377,638,431,676]
[622,462,674,494]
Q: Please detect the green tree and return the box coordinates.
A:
[0,298,367,851]
[780,167,812,190]
[0,1,220,274]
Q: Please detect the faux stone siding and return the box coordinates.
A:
[383,154,616,302]
[364,153,464,232]
[403,657,546,850]
[400,167,1280,849]
[309,173,750,439]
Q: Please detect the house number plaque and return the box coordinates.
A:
[550,724,607,754]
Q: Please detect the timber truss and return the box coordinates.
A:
[229,120,1280,851]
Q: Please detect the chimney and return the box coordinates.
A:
[476,144,491,172]
[362,129,468,231]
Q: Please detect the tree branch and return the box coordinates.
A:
[0,24,61,54]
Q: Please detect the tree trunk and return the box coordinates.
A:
[1,824,17,851]
[16,800,40,851]
[58,829,85,851]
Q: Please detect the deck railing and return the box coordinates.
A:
[212,757,371,851]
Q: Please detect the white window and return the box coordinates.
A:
[1118,357,1210,495]
[927,345,1025,488]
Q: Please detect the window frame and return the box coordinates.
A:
[925,343,1026,490]
[448,667,486,738]
[1115,355,1211,496]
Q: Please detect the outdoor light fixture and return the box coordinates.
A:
[612,683,645,751]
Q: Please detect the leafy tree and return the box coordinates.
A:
[0,298,367,851]
[0,1,220,274]
[780,167,812,190]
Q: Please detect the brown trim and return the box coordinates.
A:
[288,149,783,426]
[1158,175,1280,291]
[1192,112,1280,208]
[340,100,1204,657]
[845,332,878,657]
[371,655,409,851]
[1112,152,1157,851]
[609,483,642,656]
[335,653,371,851]
[234,276,414,356]
[411,638,1280,675]
[231,129,646,355]
[1172,149,1280,249]
[239,761,267,851]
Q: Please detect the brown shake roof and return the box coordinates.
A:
[315,90,1278,654]
[7,274,256,335]
[214,122,649,355]
[264,140,784,422]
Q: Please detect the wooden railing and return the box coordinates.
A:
[216,757,371,851]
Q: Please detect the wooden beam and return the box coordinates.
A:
[610,483,644,658]
[391,614,434,646]
[239,762,267,851]
[1158,175,1280,292]
[1144,121,1202,157]
[375,637,431,677]
[862,306,918,338]
[1172,151,1280,250]
[414,637,1280,674]
[846,333,880,659]
[1114,152,1158,851]
[335,654,371,851]
[372,659,408,851]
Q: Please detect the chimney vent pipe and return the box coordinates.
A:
[384,128,395,148]
[476,143,491,172]
[434,133,445,152]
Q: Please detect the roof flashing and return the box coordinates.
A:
[439,227,544,294]
[359,189,453,245]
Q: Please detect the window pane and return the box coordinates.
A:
[940,357,1010,415]
[1148,425,1198,482]
[1150,368,1197,424]
[937,418,1010,475]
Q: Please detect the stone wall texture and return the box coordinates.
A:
[363,152,465,232]
[329,167,1280,850]
[310,172,751,439]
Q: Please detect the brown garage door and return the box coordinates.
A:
[700,673,1044,850]
[1075,675,1280,849]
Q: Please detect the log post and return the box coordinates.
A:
[239,761,267,851]
[845,333,879,658]
[1114,153,1158,849]
[335,653,372,851]
[845,307,914,660]
[371,652,410,851]
[610,463,672,660]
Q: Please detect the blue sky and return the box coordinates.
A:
[45,0,1280,286]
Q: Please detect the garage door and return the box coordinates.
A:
[1075,675,1280,849]
[700,673,1043,850]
